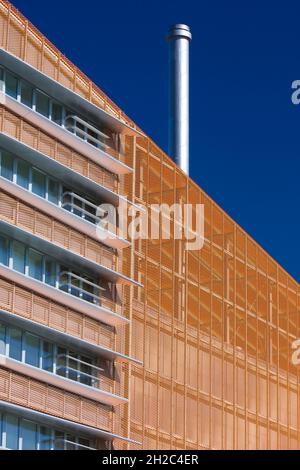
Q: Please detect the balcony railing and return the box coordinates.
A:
[65,115,110,149]
[59,271,105,305]
[56,353,105,388]
[61,191,107,225]
[42,439,96,451]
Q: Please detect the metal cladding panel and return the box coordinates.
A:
[128,139,300,450]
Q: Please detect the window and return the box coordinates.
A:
[24,333,40,367]
[28,249,43,281]
[0,324,5,355]
[39,426,52,450]
[41,341,53,372]
[0,235,9,266]
[0,151,13,181]
[6,415,19,450]
[20,80,33,108]
[16,159,30,189]
[5,71,18,99]
[48,178,59,205]
[21,420,37,450]
[45,259,57,287]
[32,168,46,198]
[80,355,93,386]
[11,241,25,274]
[35,90,49,117]
[1,412,93,450]
[8,328,22,361]
[52,102,63,125]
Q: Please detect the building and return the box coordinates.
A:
[0,0,299,450]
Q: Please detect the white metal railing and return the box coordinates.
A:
[56,353,104,387]
[42,438,96,450]
[61,191,107,225]
[64,115,110,150]
[59,271,105,305]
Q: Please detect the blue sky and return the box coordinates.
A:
[11,0,300,280]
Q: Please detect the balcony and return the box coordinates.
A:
[0,50,144,175]
[61,191,104,225]
[0,355,126,406]
[0,400,141,446]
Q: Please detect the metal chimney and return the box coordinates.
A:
[166,24,192,175]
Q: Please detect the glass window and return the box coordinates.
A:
[66,434,77,450]
[20,81,33,108]
[0,235,9,266]
[11,241,25,274]
[54,430,64,450]
[20,420,37,450]
[32,168,46,198]
[28,249,43,281]
[6,414,19,450]
[45,259,56,287]
[42,341,53,372]
[24,333,40,367]
[0,323,6,355]
[80,355,93,386]
[0,151,13,181]
[8,328,22,361]
[39,426,52,450]
[52,102,63,125]
[35,90,49,117]
[78,437,91,449]
[48,179,59,205]
[68,352,79,382]
[5,71,18,99]
[56,346,67,378]
[16,159,30,189]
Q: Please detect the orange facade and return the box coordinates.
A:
[0,0,299,451]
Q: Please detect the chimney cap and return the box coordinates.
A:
[166,24,192,42]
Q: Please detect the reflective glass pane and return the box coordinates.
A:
[32,168,46,198]
[20,420,37,450]
[0,323,6,355]
[6,414,19,450]
[48,179,59,205]
[45,259,56,287]
[36,90,49,117]
[28,249,43,281]
[5,71,18,99]
[68,352,79,382]
[54,431,64,450]
[78,437,91,449]
[56,347,67,378]
[0,235,9,266]
[16,159,30,189]
[12,241,25,274]
[20,81,33,108]
[79,356,93,386]
[24,333,39,367]
[0,151,13,181]
[52,102,63,125]
[39,426,52,450]
[42,341,53,372]
[8,328,22,361]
